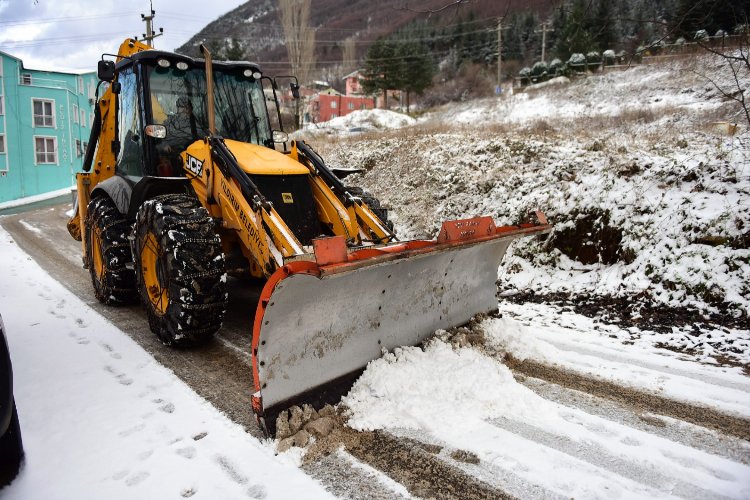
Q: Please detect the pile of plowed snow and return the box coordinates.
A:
[298,109,416,136]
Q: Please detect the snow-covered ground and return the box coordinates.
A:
[0,226,332,499]
[343,318,750,498]
[314,52,750,366]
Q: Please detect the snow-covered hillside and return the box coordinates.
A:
[301,52,750,367]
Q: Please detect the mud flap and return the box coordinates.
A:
[250,218,551,434]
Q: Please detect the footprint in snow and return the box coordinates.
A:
[181,487,197,498]
[215,455,248,485]
[176,446,196,459]
[99,342,122,359]
[137,450,154,461]
[247,484,267,499]
[117,374,133,386]
[125,471,150,487]
[159,402,175,414]
[620,436,641,446]
[75,318,87,328]
[111,470,128,480]
[118,422,146,437]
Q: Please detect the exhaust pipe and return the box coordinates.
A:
[199,44,217,135]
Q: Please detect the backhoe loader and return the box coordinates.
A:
[67,39,552,434]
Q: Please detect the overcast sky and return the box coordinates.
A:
[0,0,244,73]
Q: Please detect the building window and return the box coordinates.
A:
[0,96,4,115]
[331,113,337,119]
[0,134,5,154]
[72,104,79,124]
[80,109,86,127]
[76,139,82,157]
[33,99,55,127]
[83,141,88,155]
[77,76,84,94]
[348,102,354,110]
[34,136,57,164]
[361,103,366,110]
[330,101,337,109]
[21,73,32,85]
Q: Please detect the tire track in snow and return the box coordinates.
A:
[506,356,750,440]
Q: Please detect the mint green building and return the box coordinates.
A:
[0,51,98,203]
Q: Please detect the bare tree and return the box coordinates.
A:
[279,0,316,85]
[342,37,357,74]
[696,32,750,126]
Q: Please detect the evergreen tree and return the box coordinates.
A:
[396,40,435,112]
[225,38,245,61]
[592,0,616,51]
[361,38,402,108]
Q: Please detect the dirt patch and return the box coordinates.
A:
[288,406,512,499]
[505,356,750,441]
[549,209,624,265]
[347,431,512,500]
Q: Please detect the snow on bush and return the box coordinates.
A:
[603,50,616,65]
[568,53,586,66]
[531,61,548,77]
[694,29,709,41]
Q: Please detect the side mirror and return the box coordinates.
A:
[97,60,116,81]
[290,82,300,99]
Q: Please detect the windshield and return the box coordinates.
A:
[147,64,272,148]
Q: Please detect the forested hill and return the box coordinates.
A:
[176,0,747,87]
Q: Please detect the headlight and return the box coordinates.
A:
[157,58,170,68]
[176,61,188,71]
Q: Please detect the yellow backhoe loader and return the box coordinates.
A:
[67,39,552,434]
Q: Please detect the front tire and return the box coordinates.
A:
[133,194,228,347]
[84,196,137,305]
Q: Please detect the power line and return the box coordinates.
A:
[0,11,138,27]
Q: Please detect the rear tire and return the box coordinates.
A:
[84,196,137,305]
[133,194,228,347]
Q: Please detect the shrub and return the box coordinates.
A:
[603,50,616,66]
[694,29,709,41]
[548,58,565,76]
[518,67,531,85]
[530,61,548,82]
[568,53,586,72]
[586,51,601,70]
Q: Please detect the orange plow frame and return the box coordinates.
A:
[250,214,552,433]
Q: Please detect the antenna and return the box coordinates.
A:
[139,1,164,48]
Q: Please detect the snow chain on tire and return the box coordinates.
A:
[133,193,228,347]
[345,186,395,233]
[84,196,137,305]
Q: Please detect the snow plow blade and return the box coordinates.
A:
[251,214,552,434]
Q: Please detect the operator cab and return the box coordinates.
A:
[111,51,272,178]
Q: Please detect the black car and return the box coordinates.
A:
[0,314,23,486]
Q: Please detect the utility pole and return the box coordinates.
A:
[140,1,164,48]
[535,22,554,63]
[496,17,506,94]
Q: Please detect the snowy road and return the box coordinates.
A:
[2,201,749,499]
